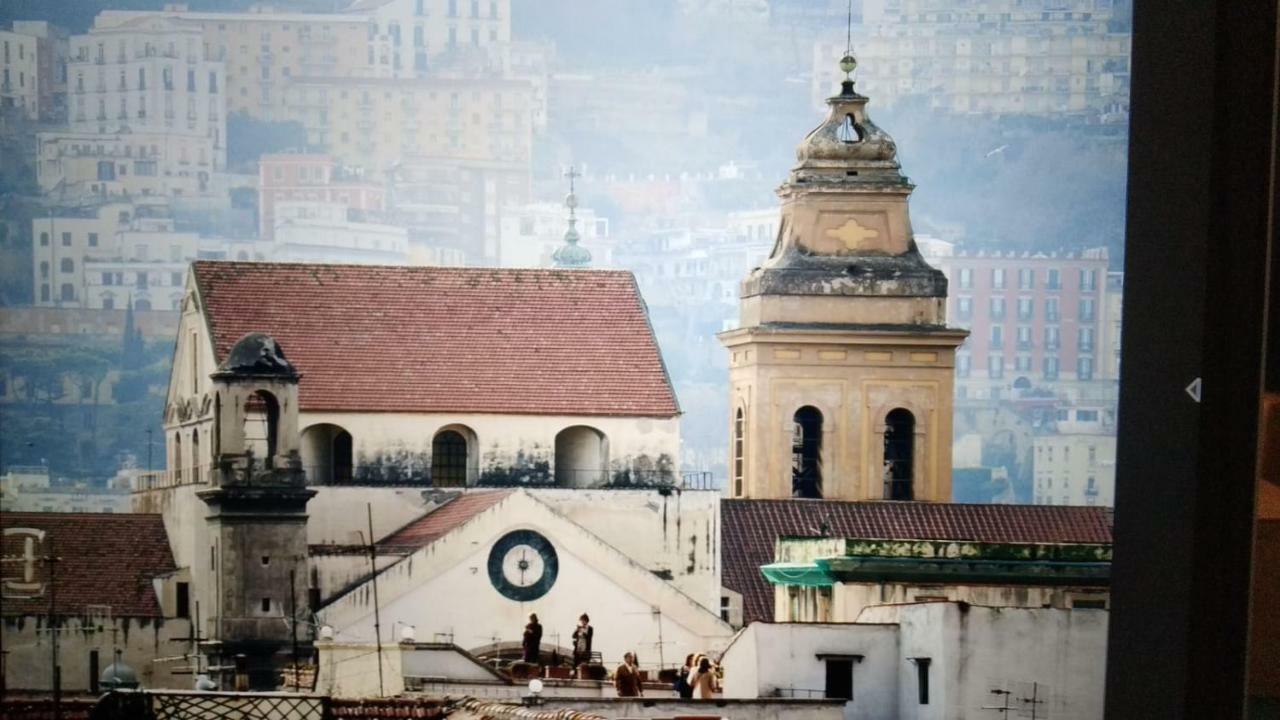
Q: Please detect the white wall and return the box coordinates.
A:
[720,622,900,720]
[318,491,734,670]
[529,488,721,611]
[866,603,1108,720]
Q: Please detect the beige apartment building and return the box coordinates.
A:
[96,7,374,120]
[1032,406,1116,506]
[279,75,532,172]
[94,0,512,122]
[813,0,1131,117]
[38,16,225,199]
[32,199,198,311]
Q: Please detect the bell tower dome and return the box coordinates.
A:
[720,59,967,502]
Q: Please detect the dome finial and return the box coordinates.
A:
[553,165,592,269]
[839,0,858,95]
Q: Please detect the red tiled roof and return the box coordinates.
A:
[193,262,679,417]
[721,500,1114,625]
[379,490,513,549]
[0,513,176,618]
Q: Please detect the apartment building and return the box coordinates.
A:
[0,27,39,119]
[96,7,374,120]
[36,17,225,199]
[272,200,409,265]
[32,199,198,311]
[813,0,1131,118]
[279,76,533,172]
[31,202,135,306]
[347,0,512,77]
[258,153,386,241]
[921,242,1117,398]
[1032,405,1117,506]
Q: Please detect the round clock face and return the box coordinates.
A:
[487,529,559,602]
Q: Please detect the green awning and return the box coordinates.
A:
[760,562,834,587]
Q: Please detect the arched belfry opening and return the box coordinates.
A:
[837,114,863,143]
[432,429,469,488]
[792,407,823,499]
[243,390,281,468]
[883,408,916,500]
[554,425,607,487]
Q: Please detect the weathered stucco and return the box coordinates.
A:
[317,490,734,669]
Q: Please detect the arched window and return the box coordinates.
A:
[60,283,75,301]
[301,423,354,484]
[555,425,607,487]
[431,430,468,487]
[243,390,280,468]
[174,431,183,482]
[733,408,745,497]
[792,406,823,499]
[883,408,916,500]
[191,428,200,478]
[60,258,74,273]
[134,298,152,311]
[39,261,48,278]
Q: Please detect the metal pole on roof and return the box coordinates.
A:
[44,538,62,720]
[367,503,385,697]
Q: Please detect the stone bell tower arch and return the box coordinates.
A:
[719,57,968,502]
[198,332,315,689]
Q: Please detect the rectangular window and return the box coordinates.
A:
[1047,268,1061,290]
[1017,325,1032,349]
[990,324,1003,349]
[1044,356,1060,380]
[1080,268,1097,291]
[1045,326,1060,349]
[1079,327,1095,351]
[261,598,271,612]
[1079,298,1096,322]
[1017,296,1033,320]
[1015,355,1033,372]
[915,658,931,704]
[61,232,72,246]
[988,354,1004,379]
[956,354,971,378]
[958,267,973,289]
[176,582,190,618]
[989,297,1006,320]
[1077,356,1094,380]
[824,658,855,701]
[88,233,99,247]
[991,267,1006,289]
[1018,267,1035,289]
[957,296,972,320]
[1045,297,1060,322]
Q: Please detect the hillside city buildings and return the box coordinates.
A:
[1,10,1130,712]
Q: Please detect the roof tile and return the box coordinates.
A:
[721,500,1114,625]
[379,490,512,549]
[193,262,679,417]
[0,513,176,618]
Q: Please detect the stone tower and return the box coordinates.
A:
[719,63,967,502]
[198,332,315,689]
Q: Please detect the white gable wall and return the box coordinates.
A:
[319,491,734,668]
[528,488,720,611]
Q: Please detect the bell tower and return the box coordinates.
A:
[198,332,315,689]
[720,56,967,502]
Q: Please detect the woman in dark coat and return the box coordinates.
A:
[522,613,543,664]
[572,613,594,667]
